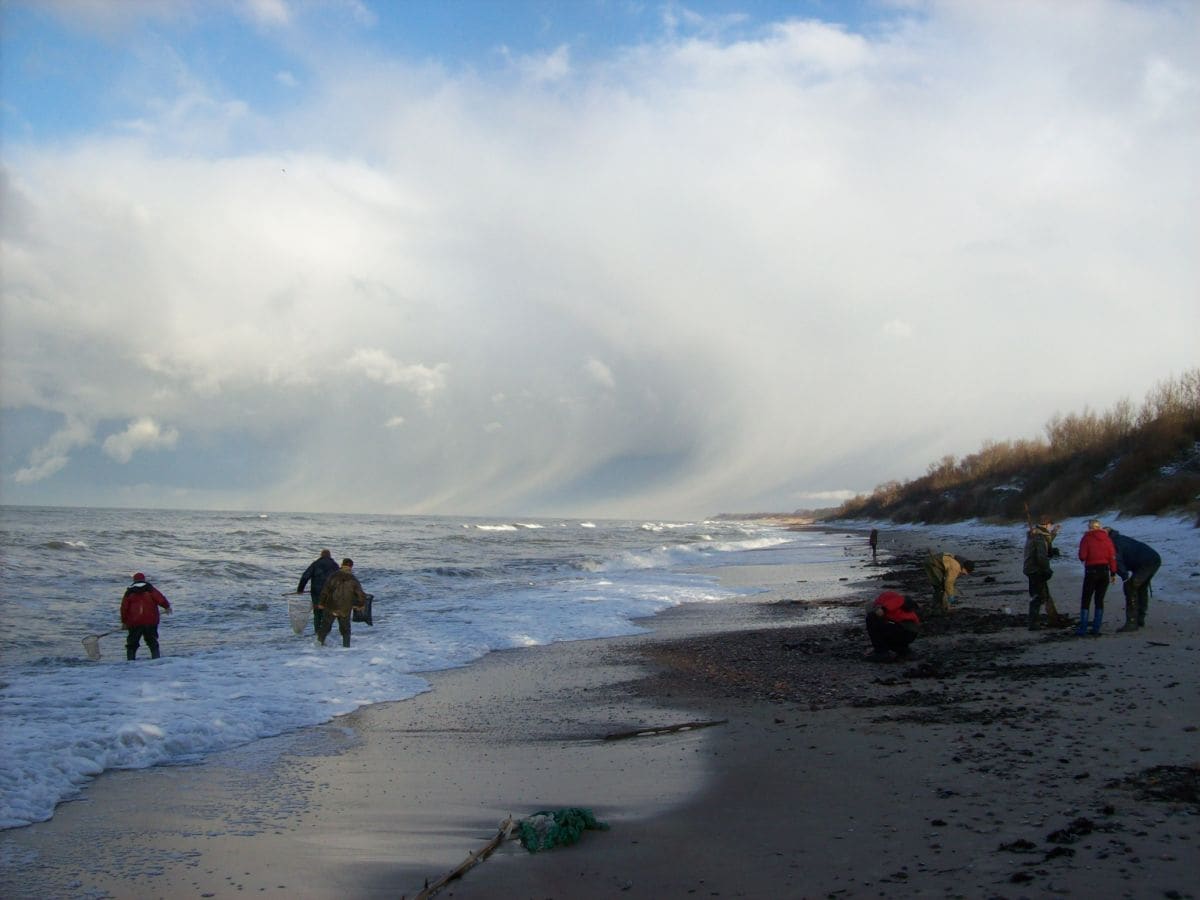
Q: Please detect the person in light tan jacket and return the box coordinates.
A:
[924,552,974,613]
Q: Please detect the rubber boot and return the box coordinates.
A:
[1027,599,1042,630]
[1137,597,1148,628]
[1090,609,1103,636]
[1116,598,1139,632]
[1075,609,1089,636]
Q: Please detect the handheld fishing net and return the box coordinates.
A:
[288,595,310,635]
[81,632,114,660]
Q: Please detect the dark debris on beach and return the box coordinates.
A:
[625,548,1085,716]
[1114,765,1200,809]
[608,541,1200,899]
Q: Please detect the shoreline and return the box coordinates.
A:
[444,526,1200,899]
[2,525,1197,899]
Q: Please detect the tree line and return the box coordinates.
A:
[832,369,1200,526]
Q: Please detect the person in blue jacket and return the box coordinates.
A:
[297,549,339,634]
[1105,529,1162,632]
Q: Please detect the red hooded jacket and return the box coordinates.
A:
[121,578,171,627]
[1078,529,1118,572]
[872,590,920,624]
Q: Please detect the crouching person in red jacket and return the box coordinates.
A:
[121,572,172,660]
[865,590,920,662]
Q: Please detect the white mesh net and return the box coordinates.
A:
[288,596,310,635]
[81,635,103,660]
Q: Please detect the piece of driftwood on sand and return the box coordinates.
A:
[602,719,728,741]
[410,816,514,900]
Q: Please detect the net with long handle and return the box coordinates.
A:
[82,634,106,660]
[288,595,310,635]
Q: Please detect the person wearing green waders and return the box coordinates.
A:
[316,558,370,648]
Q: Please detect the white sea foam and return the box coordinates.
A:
[0,509,855,831]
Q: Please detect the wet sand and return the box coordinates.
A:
[2,526,1197,899]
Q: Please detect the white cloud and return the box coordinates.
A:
[1142,57,1199,122]
[584,358,616,389]
[2,2,1197,516]
[102,418,180,464]
[13,419,93,484]
[507,44,572,84]
[345,350,448,404]
[770,19,870,73]
[241,0,291,28]
[792,489,858,506]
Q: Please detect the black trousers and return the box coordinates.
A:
[126,625,160,660]
[865,615,917,655]
[1027,572,1052,602]
[1125,558,1161,624]
[1080,565,1111,612]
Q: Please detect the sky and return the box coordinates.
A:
[1,0,1197,519]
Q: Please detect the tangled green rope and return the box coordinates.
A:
[516,807,609,853]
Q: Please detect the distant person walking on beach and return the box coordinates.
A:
[1106,529,1162,632]
[1024,516,1062,630]
[923,551,974,613]
[316,558,370,648]
[120,572,172,660]
[868,529,879,562]
[1076,520,1117,635]
[865,590,920,661]
[297,549,339,634]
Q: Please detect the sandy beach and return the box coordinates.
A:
[2,525,1197,899]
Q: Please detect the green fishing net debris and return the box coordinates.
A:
[516,807,609,853]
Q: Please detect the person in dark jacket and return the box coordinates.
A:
[1023,516,1063,629]
[120,572,171,660]
[298,549,339,634]
[865,590,921,661]
[1076,519,1117,635]
[316,558,370,648]
[1106,528,1162,632]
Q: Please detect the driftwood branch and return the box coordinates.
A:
[411,816,514,900]
[603,719,728,741]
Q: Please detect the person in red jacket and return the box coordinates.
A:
[120,572,172,660]
[1076,520,1117,636]
[865,590,921,661]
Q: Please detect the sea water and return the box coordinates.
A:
[0,506,863,830]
